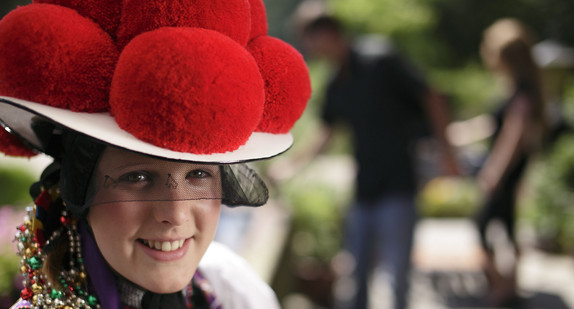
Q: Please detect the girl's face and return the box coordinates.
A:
[87,147,222,293]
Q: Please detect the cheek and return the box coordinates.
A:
[87,203,145,254]
[194,201,222,240]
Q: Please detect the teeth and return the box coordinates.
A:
[143,239,185,252]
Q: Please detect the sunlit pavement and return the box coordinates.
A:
[368,218,574,309]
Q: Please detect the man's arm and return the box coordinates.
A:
[423,89,461,176]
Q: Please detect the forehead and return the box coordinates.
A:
[96,147,218,171]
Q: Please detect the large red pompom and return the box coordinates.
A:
[0,129,37,158]
[33,0,122,39]
[248,0,268,40]
[111,27,265,154]
[117,0,252,49]
[0,4,118,112]
[248,36,311,133]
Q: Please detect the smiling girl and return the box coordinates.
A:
[0,0,310,308]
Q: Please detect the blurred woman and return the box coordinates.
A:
[476,18,546,306]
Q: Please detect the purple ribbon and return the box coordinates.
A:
[80,221,122,309]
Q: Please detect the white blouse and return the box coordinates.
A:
[198,242,281,309]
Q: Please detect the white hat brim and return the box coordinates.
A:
[0,97,293,163]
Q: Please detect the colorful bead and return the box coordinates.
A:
[28,257,42,270]
[50,289,63,299]
[21,287,33,300]
[31,283,42,293]
[88,295,98,306]
[15,187,100,309]
[60,216,71,225]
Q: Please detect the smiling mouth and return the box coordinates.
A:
[140,239,186,252]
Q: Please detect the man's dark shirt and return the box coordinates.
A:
[322,44,429,202]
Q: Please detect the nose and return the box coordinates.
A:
[152,199,192,226]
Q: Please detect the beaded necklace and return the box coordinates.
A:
[14,186,100,309]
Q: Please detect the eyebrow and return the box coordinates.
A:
[102,161,221,174]
[102,161,154,173]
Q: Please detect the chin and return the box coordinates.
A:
[140,274,193,294]
[125,263,197,294]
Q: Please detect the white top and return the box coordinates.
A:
[198,242,281,309]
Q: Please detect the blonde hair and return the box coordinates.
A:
[480,18,546,130]
[481,19,533,72]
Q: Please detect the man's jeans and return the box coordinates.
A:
[340,194,417,309]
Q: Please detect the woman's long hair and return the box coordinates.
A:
[481,18,547,139]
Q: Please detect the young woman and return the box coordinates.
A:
[476,18,546,306]
[0,0,310,308]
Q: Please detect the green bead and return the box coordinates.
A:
[50,289,63,299]
[28,257,42,270]
[87,295,98,306]
[77,258,83,264]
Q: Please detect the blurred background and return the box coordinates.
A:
[1,0,574,308]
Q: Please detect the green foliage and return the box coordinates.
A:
[431,0,574,65]
[0,253,19,300]
[282,180,346,263]
[325,0,574,69]
[0,206,26,303]
[329,0,448,68]
[524,135,574,253]
[561,84,574,125]
[294,60,331,127]
[330,0,435,36]
[277,155,353,263]
[0,0,30,17]
[430,63,502,118]
[0,165,36,207]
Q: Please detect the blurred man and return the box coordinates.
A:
[301,15,459,309]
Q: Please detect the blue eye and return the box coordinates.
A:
[119,172,150,184]
[188,169,212,179]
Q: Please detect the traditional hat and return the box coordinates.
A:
[0,0,311,163]
[4,2,310,308]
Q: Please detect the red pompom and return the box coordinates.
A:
[248,36,311,133]
[248,0,268,39]
[117,0,252,49]
[0,129,37,158]
[111,27,265,154]
[0,4,118,112]
[33,0,122,39]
